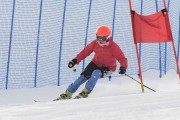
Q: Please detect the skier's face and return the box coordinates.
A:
[96,35,109,47]
[97,41,109,47]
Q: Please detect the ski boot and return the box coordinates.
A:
[53,90,72,101]
[75,88,91,99]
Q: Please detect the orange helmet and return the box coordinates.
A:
[96,25,111,36]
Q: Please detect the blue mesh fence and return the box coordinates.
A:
[0,0,179,89]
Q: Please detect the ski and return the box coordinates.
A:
[34,100,43,102]
[34,99,57,102]
[34,97,83,102]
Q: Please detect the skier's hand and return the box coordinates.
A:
[118,66,126,74]
[68,59,77,68]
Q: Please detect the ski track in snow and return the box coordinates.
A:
[0,70,180,120]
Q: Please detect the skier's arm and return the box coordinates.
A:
[75,40,95,64]
[112,43,128,69]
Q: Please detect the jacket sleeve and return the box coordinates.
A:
[75,40,96,64]
[112,43,128,69]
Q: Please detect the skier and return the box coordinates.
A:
[55,25,128,100]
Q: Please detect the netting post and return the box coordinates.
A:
[112,0,117,38]
[167,0,170,11]
[34,0,43,88]
[58,0,67,86]
[6,0,16,89]
[128,0,145,92]
[164,40,167,75]
[82,0,92,72]
[164,0,170,75]
[164,0,171,75]
[138,0,143,78]
[178,13,180,68]
[155,0,162,78]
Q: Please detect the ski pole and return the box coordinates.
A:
[125,73,156,92]
[73,67,76,72]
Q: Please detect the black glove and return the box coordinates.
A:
[118,66,126,74]
[68,59,77,68]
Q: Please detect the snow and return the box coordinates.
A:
[0,69,180,120]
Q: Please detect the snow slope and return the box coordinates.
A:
[0,70,180,120]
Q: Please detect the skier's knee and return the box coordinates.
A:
[91,69,102,78]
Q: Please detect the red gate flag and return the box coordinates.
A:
[132,9,173,44]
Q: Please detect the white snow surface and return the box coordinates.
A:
[0,70,180,120]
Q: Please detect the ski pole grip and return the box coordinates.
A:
[68,59,77,68]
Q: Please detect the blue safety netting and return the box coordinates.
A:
[0,0,179,89]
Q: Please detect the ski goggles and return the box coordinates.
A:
[96,35,108,43]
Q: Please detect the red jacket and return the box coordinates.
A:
[75,37,128,72]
